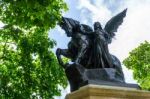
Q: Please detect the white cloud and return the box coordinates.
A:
[77,0,111,25]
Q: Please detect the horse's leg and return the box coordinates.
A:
[56,48,63,66]
[56,48,72,68]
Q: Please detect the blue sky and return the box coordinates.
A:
[50,0,150,98]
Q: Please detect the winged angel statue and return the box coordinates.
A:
[56,9,138,92]
[57,9,127,69]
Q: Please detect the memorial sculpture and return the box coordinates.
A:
[56,9,139,92]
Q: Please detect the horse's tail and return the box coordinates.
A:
[111,54,125,82]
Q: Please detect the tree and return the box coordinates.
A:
[0,0,68,98]
[123,41,150,90]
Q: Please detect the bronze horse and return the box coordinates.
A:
[56,17,93,68]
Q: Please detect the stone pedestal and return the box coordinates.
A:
[65,85,150,99]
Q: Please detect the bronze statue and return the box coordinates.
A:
[56,9,139,92]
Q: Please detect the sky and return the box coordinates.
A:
[50,0,150,98]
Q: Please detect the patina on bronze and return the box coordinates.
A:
[56,9,139,92]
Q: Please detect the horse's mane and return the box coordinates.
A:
[81,24,93,32]
[63,17,80,28]
[62,17,93,33]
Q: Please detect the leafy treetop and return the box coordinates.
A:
[123,41,150,90]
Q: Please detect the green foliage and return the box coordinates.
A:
[123,41,150,90]
[62,57,70,65]
[0,0,68,99]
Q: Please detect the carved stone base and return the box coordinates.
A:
[65,85,150,99]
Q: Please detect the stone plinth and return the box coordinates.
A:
[65,85,150,99]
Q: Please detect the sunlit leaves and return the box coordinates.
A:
[0,0,68,29]
[123,41,150,90]
[0,0,68,98]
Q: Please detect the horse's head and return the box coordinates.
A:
[59,17,80,37]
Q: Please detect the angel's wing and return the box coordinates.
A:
[104,9,127,40]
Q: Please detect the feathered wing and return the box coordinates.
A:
[104,9,127,42]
